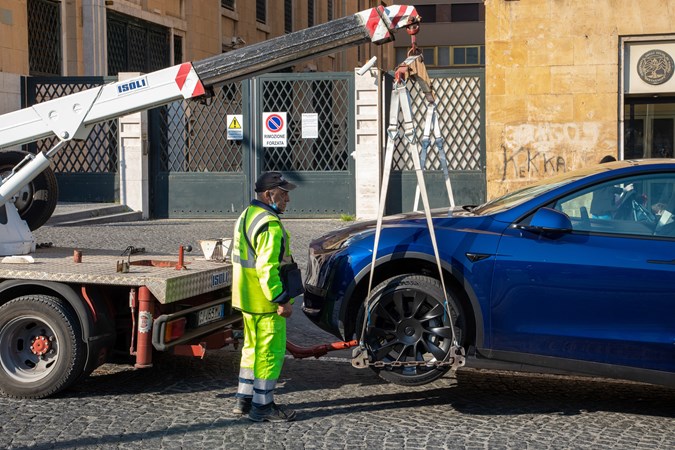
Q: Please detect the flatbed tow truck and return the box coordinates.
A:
[0,5,420,398]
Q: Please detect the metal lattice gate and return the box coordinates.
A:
[22,76,120,202]
[149,73,354,218]
[257,73,355,216]
[386,68,485,213]
[149,82,250,218]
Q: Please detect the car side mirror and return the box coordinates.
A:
[517,207,572,235]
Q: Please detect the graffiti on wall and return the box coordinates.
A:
[501,122,601,181]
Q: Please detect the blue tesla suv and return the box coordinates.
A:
[302,159,675,387]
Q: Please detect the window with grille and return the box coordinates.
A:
[308,0,314,27]
[415,3,484,23]
[256,0,266,24]
[27,0,61,75]
[397,45,484,67]
[221,0,235,10]
[452,46,484,66]
[284,0,292,33]
[174,35,183,64]
[451,3,481,22]
[415,5,435,22]
[107,11,170,75]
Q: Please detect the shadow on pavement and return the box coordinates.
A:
[55,349,675,420]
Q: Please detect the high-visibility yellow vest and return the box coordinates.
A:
[231,202,293,314]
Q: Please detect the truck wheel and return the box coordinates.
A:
[0,295,86,398]
[0,150,59,231]
[362,274,465,386]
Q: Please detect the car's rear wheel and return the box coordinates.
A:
[0,150,59,231]
[361,274,465,386]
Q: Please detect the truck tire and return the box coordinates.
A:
[0,295,86,398]
[361,274,466,386]
[0,150,59,231]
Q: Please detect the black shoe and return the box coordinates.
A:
[248,403,297,422]
[232,397,252,415]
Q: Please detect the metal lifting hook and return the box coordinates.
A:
[405,17,421,57]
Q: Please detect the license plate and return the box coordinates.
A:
[197,304,225,326]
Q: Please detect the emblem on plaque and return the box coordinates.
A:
[637,49,674,85]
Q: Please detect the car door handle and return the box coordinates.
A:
[647,259,675,265]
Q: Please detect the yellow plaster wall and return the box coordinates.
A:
[484,0,675,198]
[184,1,220,60]
[0,1,28,74]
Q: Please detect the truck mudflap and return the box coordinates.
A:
[151,297,242,352]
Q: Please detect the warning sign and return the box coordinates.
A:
[227,114,243,140]
[262,112,287,147]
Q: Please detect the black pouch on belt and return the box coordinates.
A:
[280,262,305,298]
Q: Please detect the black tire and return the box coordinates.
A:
[0,295,86,398]
[0,150,59,231]
[360,274,465,386]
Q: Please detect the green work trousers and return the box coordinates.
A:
[236,311,286,406]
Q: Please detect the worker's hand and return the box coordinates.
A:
[277,302,293,318]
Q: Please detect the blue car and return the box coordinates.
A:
[303,159,675,387]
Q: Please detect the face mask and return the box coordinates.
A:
[270,202,281,213]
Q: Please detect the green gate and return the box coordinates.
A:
[149,82,250,218]
[385,68,486,213]
[256,73,355,217]
[150,73,355,218]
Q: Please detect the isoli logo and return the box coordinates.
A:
[117,77,149,96]
[212,272,226,287]
[265,114,284,133]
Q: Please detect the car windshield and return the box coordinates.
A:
[473,166,606,215]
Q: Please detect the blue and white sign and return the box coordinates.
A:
[262,112,287,147]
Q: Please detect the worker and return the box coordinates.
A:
[231,171,299,422]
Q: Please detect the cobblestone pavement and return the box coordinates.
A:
[0,219,672,449]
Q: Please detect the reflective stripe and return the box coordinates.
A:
[246,212,270,249]
[232,253,256,268]
[237,367,254,396]
[234,210,279,269]
[238,213,258,264]
[252,377,276,406]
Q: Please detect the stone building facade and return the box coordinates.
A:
[485,0,675,198]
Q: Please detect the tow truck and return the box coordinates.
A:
[0,5,420,398]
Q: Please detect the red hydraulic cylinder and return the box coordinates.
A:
[135,286,154,368]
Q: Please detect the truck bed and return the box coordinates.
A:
[0,247,232,304]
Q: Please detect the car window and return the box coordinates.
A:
[474,175,587,215]
[553,173,675,237]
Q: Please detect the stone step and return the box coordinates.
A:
[46,204,141,226]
